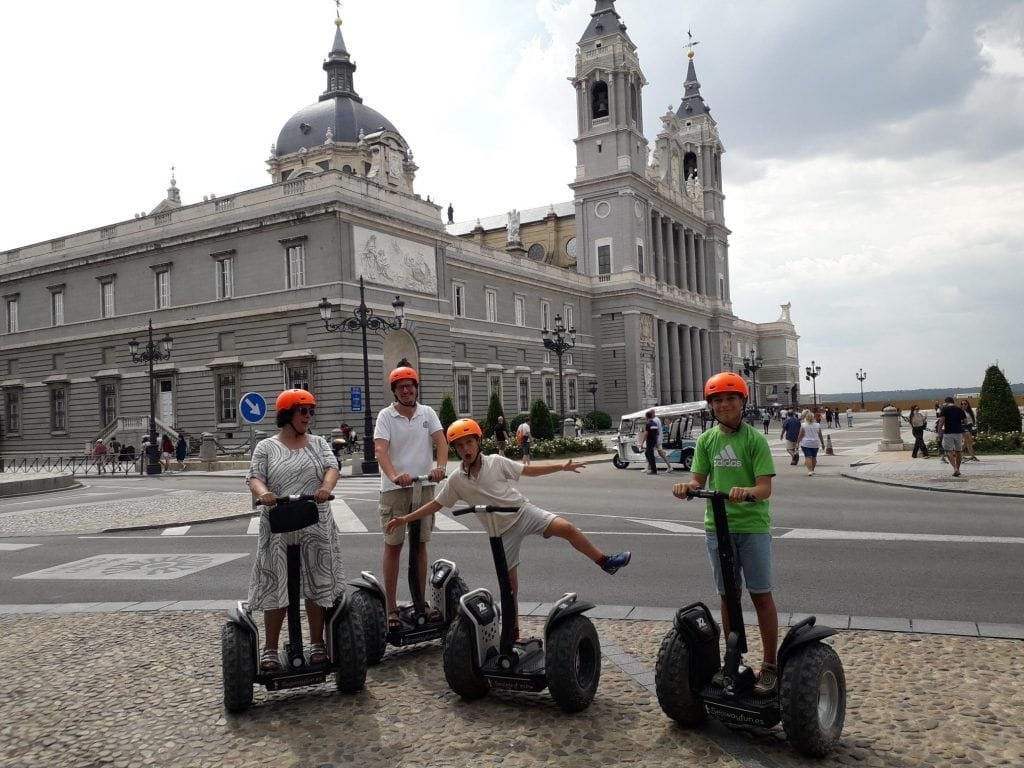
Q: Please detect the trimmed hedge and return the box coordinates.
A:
[455,436,606,461]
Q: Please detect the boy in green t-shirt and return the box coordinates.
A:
[672,371,779,694]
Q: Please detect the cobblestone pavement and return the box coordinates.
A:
[842,454,1024,497]
[1,611,1021,768]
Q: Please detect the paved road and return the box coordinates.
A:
[2,447,1021,624]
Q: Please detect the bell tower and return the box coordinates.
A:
[570,0,652,277]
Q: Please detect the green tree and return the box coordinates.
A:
[529,398,554,440]
[484,391,505,437]
[438,393,457,434]
[977,365,1022,433]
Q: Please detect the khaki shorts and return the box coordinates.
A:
[380,486,437,545]
[500,503,557,570]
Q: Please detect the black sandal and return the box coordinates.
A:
[388,610,402,631]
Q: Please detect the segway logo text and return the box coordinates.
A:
[713,446,743,468]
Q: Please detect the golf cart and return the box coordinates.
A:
[612,401,708,471]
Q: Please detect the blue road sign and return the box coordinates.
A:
[350,386,363,412]
[239,392,268,424]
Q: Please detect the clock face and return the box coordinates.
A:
[566,237,578,259]
[634,200,643,219]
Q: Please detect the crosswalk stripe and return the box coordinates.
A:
[433,512,469,531]
[246,516,261,535]
[629,519,705,534]
[331,499,368,533]
[161,526,190,536]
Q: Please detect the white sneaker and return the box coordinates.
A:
[665,467,674,473]
[808,471,814,476]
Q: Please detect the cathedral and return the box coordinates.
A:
[0,1,799,457]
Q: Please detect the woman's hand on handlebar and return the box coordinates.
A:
[258,491,277,507]
[313,487,333,503]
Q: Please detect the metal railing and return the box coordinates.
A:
[0,454,145,476]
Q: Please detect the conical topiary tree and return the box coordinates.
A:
[977,365,1022,433]
[529,398,554,440]
[439,393,457,434]
[484,390,505,438]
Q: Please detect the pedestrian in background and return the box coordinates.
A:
[960,400,979,462]
[781,409,802,466]
[846,407,853,427]
[175,433,188,470]
[936,396,967,477]
[797,410,825,476]
[761,408,771,435]
[908,406,929,458]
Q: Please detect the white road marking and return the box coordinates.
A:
[160,526,191,536]
[246,516,261,535]
[629,518,706,534]
[779,528,1024,545]
[433,512,469,531]
[331,499,368,533]
[0,543,41,551]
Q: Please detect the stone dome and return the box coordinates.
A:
[275,97,401,155]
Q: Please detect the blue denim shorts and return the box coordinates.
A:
[801,446,819,458]
[706,532,773,595]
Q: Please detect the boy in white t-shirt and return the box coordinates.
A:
[385,418,631,634]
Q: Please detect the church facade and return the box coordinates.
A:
[0,1,799,457]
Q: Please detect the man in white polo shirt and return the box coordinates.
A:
[374,364,448,630]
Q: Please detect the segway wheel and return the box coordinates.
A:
[350,589,387,666]
[654,628,707,725]
[332,603,368,694]
[442,615,489,700]
[546,614,601,713]
[612,454,628,469]
[779,641,846,757]
[444,576,469,625]
[220,622,255,713]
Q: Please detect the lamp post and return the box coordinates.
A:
[805,360,821,407]
[319,276,405,475]
[855,368,867,410]
[128,319,173,475]
[542,313,576,436]
[587,382,598,429]
[742,348,763,410]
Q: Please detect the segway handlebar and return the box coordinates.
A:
[276,493,335,504]
[686,489,757,503]
[450,504,522,517]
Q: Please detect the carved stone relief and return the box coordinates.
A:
[354,226,437,295]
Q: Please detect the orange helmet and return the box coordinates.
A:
[276,388,316,411]
[704,372,748,400]
[388,366,419,391]
[446,418,482,443]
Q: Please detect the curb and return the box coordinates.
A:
[840,469,1024,498]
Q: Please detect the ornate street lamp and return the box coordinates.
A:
[587,381,598,429]
[319,276,405,475]
[743,348,763,410]
[542,314,576,436]
[855,368,867,410]
[805,360,822,407]
[128,319,173,475]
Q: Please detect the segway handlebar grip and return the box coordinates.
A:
[686,489,756,503]
[281,493,335,502]
[451,504,522,516]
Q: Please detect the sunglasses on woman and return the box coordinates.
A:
[296,406,316,416]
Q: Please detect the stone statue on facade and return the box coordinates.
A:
[507,209,521,244]
[324,126,334,144]
[685,169,701,201]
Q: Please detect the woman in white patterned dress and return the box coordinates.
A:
[246,388,344,671]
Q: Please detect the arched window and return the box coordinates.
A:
[342,164,354,174]
[591,81,609,119]
[629,83,639,124]
[528,243,545,261]
[683,152,698,181]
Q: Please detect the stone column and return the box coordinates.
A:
[695,234,706,295]
[685,228,697,293]
[878,406,907,451]
[658,320,670,403]
[651,212,663,280]
[690,326,703,395]
[664,219,677,288]
[668,322,682,402]
[700,328,713,381]
[680,325,694,401]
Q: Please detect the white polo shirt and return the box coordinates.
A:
[374,402,444,492]
[435,455,528,535]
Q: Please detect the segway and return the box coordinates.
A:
[220,494,367,713]
[349,477,467,665]
[655,489,846,757]
[441,503,601,713]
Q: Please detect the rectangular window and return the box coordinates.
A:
[544,378,554,409]
[101,280,115,318]
[100,383,118,427]
[518,376,530,412]
[453,282,466,318]
[514,295,525,326]
[286,244,306,288]
[719,275,725,300]
[540,300,551,331]
[286,365,309,391]
[155,270,171,309]
[4,391,20,433]
[216,258,233,299]
[5,298,18,333]
[51,290,64,326]
[597,244,611,275]
[563,305,574,330]
[456,373,471,414]
[51,387,67,432]
[637,243,645,273]
[217,373,238,423]
[544,350,551,365]
[485,289,497,322]
[568,379,578,412]
[565,352,574,366]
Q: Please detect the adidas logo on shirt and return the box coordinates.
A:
[713,445,743,468]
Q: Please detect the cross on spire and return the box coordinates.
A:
[685,28,700,58]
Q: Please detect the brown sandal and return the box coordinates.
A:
[388,610,402,631]
[260,648,281,671]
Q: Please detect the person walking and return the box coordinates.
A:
[761,408,771,435]
[960,400,979,462]
[642,408,660,475]
[175,433,188,470]
[936,396,967,477]
[908,405,929,458]
[797,410,825,476]
[374,365,449,631]
[781,409,802,466]
[516,418,532,465]
[845,407,853,427]
[492,415,510,457]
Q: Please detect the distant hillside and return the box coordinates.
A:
[819,383,1024,403]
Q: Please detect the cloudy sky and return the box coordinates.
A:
[2,0,1022,393]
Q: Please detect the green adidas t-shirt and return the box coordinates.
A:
[690,423,776,533]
